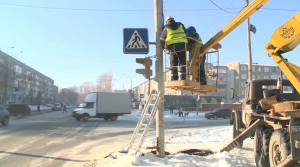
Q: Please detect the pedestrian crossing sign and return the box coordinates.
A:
[123,28,149,54]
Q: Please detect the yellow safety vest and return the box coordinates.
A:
[166,25,187,46]
[190,33,203,57]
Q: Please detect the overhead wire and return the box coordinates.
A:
[202,0,241,34]
[0,2,297,12]
[208,0,240,14]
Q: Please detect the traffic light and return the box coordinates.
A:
[136,57,152,79]
[131,91,134,99]
[27,74,32,81]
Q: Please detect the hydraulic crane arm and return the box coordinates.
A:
[265,11,300,94]
[190,0,270,80]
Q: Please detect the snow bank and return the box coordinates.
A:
[29,105,51,110]
[103,126,255,167]
[129,109,209,118]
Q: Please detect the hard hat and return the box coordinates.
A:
[166,16,174,22]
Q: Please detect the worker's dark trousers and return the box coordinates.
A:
[196,55,207,85]
[170,51,186,80]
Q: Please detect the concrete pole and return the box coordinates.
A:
[154,0,165,158]
[246,0,253,81]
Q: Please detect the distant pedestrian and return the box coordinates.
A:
[170,105,173,114]
[63,104,67,113]
[178,106,183,117]
[36,105,41,113]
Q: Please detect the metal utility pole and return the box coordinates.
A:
[246,0,253,81]
[154,0,165,158]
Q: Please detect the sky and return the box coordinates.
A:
[0,0,299,91]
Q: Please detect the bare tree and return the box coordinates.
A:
[96,72,114,92]
[77,82,95,103]
[59,88,79,105]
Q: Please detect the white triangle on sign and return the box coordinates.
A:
[126,30,147,49]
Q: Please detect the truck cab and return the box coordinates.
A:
[232,79,300,128]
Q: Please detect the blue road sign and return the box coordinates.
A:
[123,28,149,54]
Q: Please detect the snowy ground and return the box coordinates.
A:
[28,105,76,111]
[92,109,256,167]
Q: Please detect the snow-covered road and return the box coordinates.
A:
[79,110,256,167]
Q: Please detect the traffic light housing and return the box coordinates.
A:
[136,57,152,79]
[27,74,32,81]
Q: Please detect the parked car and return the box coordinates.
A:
[46,103,53,107]
[0,105,9,126]
[4,103,31,117]
[204,108,232,119]
[52,103,61,111]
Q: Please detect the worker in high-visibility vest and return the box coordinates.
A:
[160,16,188,81]
[186,26,206,85]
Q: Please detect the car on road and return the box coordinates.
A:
[52,103,61,111]
[4,103,31,117]
[0,105,9,126]
[204,108,232,119]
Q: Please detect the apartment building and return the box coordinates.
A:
[0,51,58,104]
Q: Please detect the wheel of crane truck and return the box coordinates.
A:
[254,124,273,167]
[269,129,291,167]
[110,115,118,121]
[83,114,89,122]
[232,119,243,148]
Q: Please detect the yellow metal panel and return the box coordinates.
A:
[190,0,270,80]
[265,11,300,94]
[266,11,300,54]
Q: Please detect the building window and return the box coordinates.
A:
[0,59,4,64]
[257,75,261,79]
[271,75,279,79]
[241,90,245,95]
[252,67,255,72]
[264,75,269,79]
[271,67,281,73]
[241,66,247,71]
[219,76,226,81]
[241,82,246,87]
[241,74,247,79]
[258,67,261,72]
[264,68,269,72]
[252,75,255,79]
[283,75,287,79]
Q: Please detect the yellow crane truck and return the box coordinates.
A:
[220,11,300,167]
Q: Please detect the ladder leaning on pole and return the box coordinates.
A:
[125,89,162,155]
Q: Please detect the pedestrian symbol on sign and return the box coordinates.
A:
[126,30,147,49]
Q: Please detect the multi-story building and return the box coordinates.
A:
[0,51,58,104]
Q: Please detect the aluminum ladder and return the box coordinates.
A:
[125,90,162,154]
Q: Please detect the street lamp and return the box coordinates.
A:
[7,47,14,54]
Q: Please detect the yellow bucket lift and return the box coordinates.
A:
[164,36,221,94]
[164,0,270,94]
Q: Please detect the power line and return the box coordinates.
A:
[202,0,240,34]
[208,0,240,14]
[0,2,297,12]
